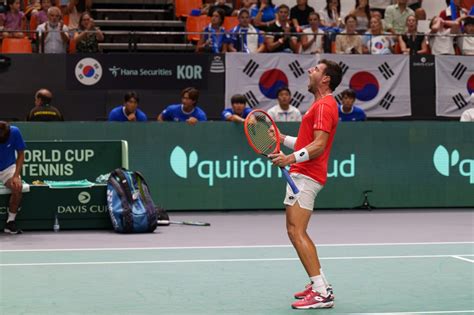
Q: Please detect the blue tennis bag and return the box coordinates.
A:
[107,168,158,233]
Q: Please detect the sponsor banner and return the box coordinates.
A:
[67,54,225,90]
[435,56,474,117]
[326,54,412,117]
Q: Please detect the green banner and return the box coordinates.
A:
[10,122,474,210]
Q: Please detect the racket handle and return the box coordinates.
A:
[280,167,300,194]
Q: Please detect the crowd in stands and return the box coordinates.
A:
[0,0,472,54]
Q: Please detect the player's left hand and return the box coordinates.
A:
[268,152,293,167]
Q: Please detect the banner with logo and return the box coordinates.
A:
[324,54,412,117]
[225,53,316,111]
[67,54,225,90]
[435,56,474,117]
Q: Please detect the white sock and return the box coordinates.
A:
[7,211,17,223]
[310,275,327,296]
[319,269,329,287]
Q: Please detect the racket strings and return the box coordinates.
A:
[246,113,278,155]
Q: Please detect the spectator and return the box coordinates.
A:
[206,0,234,17]
[63,0,92,30]
[363,16,395,54]
[267,87,302,122]
[440,0,468,22]
[32,0,52,25]
[250,0,276,30]
[227,8,265,53]
[108,92,147,122]
[428,16,458,55]
[236,0,256,15]
[318,0,342,28]
[290,0,314,31]
[36,6,69,53]
[265,4,299,53]
[385,0,415,34]
[335,14,364,54]
[369,0,392,18]
[0,0,26,38]
[407,0,422,11]
[26,88,64,121]
[157,87,207,125]
[196,8,227,53]
[460,98,474,121]
[221,94,252,122]
[458,16,474,55]
[24,0,41,19]
[349,0,371,33]
[300,11,324,54]
[0,121,26,235]
[338,89,366,121]
[399,15,428,54]
[73,11,103,53]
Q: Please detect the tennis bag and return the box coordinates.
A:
[107,168,158,233]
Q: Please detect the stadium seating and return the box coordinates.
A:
[1,37,33,54]
[175,0,202,18]
[186,15,211,42]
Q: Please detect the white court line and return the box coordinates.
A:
[351,311,474,314]
[452,255,474,263]
[1,254,474,267]
[1,241,473,253]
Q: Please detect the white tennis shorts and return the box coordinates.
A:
[0,164,16,185]
[284,173,323,211]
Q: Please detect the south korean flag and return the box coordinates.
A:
[325,54,412,117]
[435,56,474,117]
[225,53,316,112]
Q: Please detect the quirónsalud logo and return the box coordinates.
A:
[170,146,355,186]
[433,145,474,184]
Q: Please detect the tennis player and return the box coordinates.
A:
[268,59,342,309]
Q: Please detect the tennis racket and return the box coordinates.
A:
[170,220,210,226]
[244,109,299,194]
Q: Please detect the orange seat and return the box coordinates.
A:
[175,0,202,18]
[29,14,38,39]
[394,42,402,54]
[69,37,76,53]
[63,14,70,26]
[186,15,211,42]
[331,40,336,53]
[1,37,33,53]
[223,16,238,31]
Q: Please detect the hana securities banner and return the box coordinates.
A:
[435,56,474,117]
[225,53,316,112]
[324,54,412,118]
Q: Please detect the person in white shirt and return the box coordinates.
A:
[458,16,474,55]
[267,87,302,122]
[460,94,474,121]
[36,6,69,53]
[300,11,324,54]
[428,16,459,55]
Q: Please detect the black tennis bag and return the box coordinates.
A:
[107,168,158,233]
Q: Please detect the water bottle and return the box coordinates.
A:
[53,214,60,232]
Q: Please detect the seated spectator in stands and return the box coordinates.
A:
[300,12,324,54]
[439,0,468,23]
[428,16,459,55]
[32,0,52,25]
[0,121,26,235]
[458,16,474,55]
[26,88,64,121]
[204,0,234,17]
[264,4,299,53]
[221,94,251,122]
[385,0,415,34]
[62,0,92,30]
[73,12,103,53]
[196,8,227,53]
[335,14,363,54]
[236,0,256,16]
[338,89,366,121]
[250,0,276,31]
[108,92,147,122]
[267,87,302,122]
[370,9,387,31]
[319,0,343,28]
[290,0,314,31]
[363,17,395,54]
[0,0,26,38]
[460,107,474,121]
[369,0,392,18]
[399,15,429,54]
[349,0,371,33]
[227,8,265,53]
[24,0,41,19]
[157,87,207,125]
[36,6,69,53]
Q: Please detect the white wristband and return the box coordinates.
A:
[283,136,297,150]
[293,148,310,163]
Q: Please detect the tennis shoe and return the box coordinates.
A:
[294,284,334,300]
[4,221,19,234]
[291,290,334,309]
